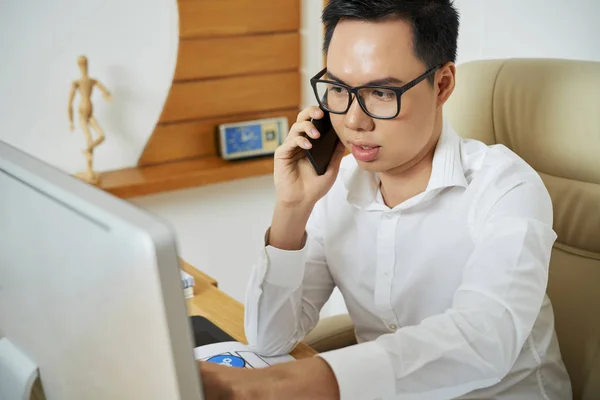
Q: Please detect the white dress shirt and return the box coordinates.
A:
[244,120,572,399]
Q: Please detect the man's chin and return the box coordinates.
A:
[355,157,413,175]
[355,158,387,173]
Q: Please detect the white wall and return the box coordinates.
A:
[454,0,600,64]
[301,0,326,109]
[131,176,277,303]
[0,0,179,174]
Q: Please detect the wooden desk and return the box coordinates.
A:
[181,261,317,360]
[181,259,218,288]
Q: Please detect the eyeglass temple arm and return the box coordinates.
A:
[399,66,441,93]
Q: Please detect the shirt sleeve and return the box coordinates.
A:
[318,178,558,400]
[244,200,336,356]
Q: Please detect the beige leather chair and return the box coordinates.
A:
[303,58,600,399]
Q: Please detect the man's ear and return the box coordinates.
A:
[436,62,456,108]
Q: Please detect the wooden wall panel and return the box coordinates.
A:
[139,108,299,166]
[137,0,301,169]
[179,0,300,39]
[159,71,300,123]
[175,33,300,81]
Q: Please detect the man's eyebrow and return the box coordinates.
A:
[326,71,405,87]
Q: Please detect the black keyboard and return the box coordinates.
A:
[190,316,236,347]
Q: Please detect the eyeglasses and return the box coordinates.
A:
[310,65,441,120]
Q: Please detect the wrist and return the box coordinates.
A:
[274,197,315,213]
[273,358,339,399]
[269,202,314,251]
[307,357,340,399]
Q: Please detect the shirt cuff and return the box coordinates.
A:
[318,341,396,400]
[262,242,308,288]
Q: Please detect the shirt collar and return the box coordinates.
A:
[342,118,468,210]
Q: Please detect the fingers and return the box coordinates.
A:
[275,135,312,160]
[287,120,321,141]
[293,135,312,150]
[285,106,327,143]
[296,106,323,123]
[276,106,325,160]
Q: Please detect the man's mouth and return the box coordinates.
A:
[350,142,381,162]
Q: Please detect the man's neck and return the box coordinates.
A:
[379,120,442,208]
[379,148,434,208]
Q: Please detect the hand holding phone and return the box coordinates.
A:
[304,110,340,176]
[272,106,344,210]
[270,106,345,250]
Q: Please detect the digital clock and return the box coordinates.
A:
[218,117,288,161]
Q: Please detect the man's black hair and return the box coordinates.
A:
[323,0,459,80]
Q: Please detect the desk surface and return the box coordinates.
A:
[181,261,317,360]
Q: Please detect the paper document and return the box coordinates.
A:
[194,342,294,369]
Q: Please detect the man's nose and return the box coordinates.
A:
[344,96,374,132]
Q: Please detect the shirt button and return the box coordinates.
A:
[389,324,398,331]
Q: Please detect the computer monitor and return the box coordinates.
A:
[0,140,204,399]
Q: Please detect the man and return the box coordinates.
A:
[200,1,572,398]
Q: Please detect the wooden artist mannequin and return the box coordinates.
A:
[68,55,112,184]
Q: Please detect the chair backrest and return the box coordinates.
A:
[445,58,600,399]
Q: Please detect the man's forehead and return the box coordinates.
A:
[328,18,414,55]
[326,19,418,86]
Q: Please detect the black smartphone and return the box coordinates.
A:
[305,110,340,176]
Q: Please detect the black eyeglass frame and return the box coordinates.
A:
[310,65,441,120]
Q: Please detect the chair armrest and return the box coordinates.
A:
[302,314,357,353]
